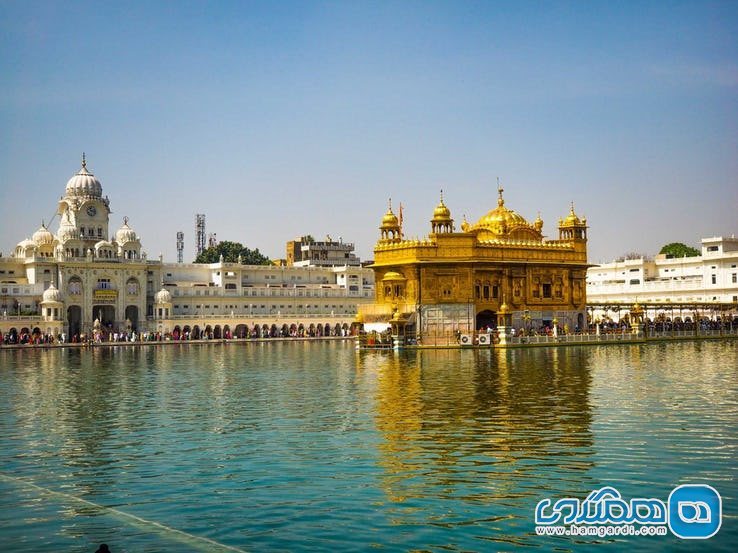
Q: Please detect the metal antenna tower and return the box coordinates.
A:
[176,231,184,263]
[195,214,206,257]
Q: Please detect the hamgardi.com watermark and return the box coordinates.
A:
[535,484,721,540]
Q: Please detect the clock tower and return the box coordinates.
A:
[56,153,112,253]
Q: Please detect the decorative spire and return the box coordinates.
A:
[82,152,87,170]
[123,215,129,225]
[388,197,393,212]
[440,188,444,204]
[570,201,576,214]
[497,177,504,207]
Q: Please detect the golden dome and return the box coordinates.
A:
[561,202,584,226]
[382,271,406,282]
[472,185,530,234]
[380,199,399,230]
[431,191,452,222]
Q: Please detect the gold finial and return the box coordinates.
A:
[570,201,575,214]
[497,177,504,206]
[388,197,393,212]
[82,152,87,170]
[440,188,444,203]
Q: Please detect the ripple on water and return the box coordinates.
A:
[0,341,736,552]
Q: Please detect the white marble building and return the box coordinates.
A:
[0,157,374,341]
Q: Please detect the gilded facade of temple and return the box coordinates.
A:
[361,187,589,336]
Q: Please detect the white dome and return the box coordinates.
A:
[65,154,102,198]
[33,223,54,245]
[42,284,62,303]
[94,240,114,250]
[154,288,172,304]
[115,217,138,244]
[17,238,36,250]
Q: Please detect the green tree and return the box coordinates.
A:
[194,241,271,265]
[659,242,700,258]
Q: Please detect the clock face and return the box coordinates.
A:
[86,205,97,217]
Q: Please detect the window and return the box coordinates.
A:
[707,245,718,252]
[492,285,499,299]
[630,279,640,285]
[542,283,552,298]
[733,273,737,284]
[711,274,716,284]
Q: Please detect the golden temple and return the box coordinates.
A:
[360,184,589,337]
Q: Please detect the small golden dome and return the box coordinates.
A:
[382,271,406,282]
[431,190,452,222]
[534,212,543,231]
[560,202,586,227]
[380,199,400,230]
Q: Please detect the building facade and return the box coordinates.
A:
[587,236,738,320]
[359,188,590,336]
[0,157,374,342]
[285,236,361,267]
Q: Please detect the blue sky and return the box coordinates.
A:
[1,1,736,264]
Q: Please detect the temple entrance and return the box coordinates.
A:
[125,305,139,331]
[476,310,497,331]
[93,305,116,332]
[67,305,82,338]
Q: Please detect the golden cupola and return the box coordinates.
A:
[379,199,401,242]
[469,183,543,242]
[430,190,454,234]
[558,202,588,241]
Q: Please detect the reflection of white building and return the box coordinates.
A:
[587,236,738,314]
[0,157,374,340]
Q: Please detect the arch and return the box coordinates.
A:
[67,276,83,296]
[252,324,261,338]
[476,310,497,330]
[577,313,584,331]
[298,323,305,337]
[341,323,349,335]
[261,323,269,337]
[183,325,192,339]
[125,305,139,331]
[334,323,342,336]
[126,277,140,295]
[192,325,201,339]
[173,325,182,340]
[223,324,231,339]
[213,325,222,339]
[94,305,116,332]
[204,324,213,339]
[324,322,332,336]
[67,305,82,338]
[316,323,323,336]
[270,324,278,337]
[281,323,289,337]
[234,324,247,338]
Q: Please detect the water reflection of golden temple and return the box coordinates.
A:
[359,185,589,337]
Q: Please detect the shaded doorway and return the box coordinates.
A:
[476,310,497,331]
[67,305,82,338]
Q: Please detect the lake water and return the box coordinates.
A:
[0,341,736,552]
